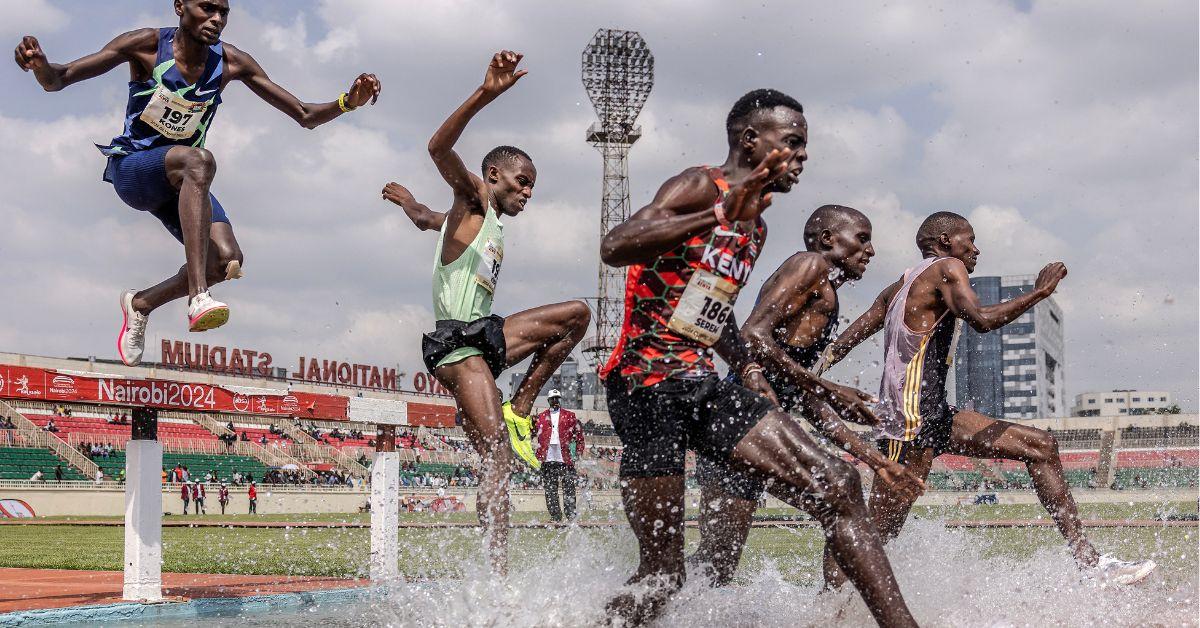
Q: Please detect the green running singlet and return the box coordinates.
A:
[431,205,504,367]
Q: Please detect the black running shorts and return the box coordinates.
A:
[605,373,775,478]
[421,315,507,378]
[877,404,957,464]
[694,373,808,501]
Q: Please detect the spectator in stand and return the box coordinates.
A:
[533,390,585,522]
[248,482,258,514]
[118,468,126,485]
[31,469,44,482]
[180,465,190,483]
[45,419,58,433]
[218,483,230,514]
[180,482,190,514]
[259,435,268,447]
[94,469,104,485]
[193,481,206,514]
[227,420,235,432]
[55,465,63,483]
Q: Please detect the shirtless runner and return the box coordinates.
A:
[688,205,925,587]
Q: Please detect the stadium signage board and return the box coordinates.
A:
[0,363,349,420]
[160,338,401,392]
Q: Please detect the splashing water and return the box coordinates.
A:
[180,519,1197,627]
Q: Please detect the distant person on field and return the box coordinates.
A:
[248,481,258,514]
[180,481,190,513]
[218,483,230,514]
[533,389,584,521]
[55,465,63,483]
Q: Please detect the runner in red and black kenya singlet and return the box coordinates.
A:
[600,167,766,388]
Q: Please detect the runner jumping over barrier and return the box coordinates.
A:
[381,50,589,574]
[13,0,381,366]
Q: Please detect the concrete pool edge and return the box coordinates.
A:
[0,586,379,626]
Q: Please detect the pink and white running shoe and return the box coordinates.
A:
[117,290,150,366]
[187,291,229,332]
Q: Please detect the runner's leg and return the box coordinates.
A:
[730,411,918,628]
[166,146,216,301]
[501,301,590,416]
[946,409,1099,566]
[132,218,243,315]
[435,357,514,574]
[822,448,935,589]
[691,486,756,586]
[607,476,687,626]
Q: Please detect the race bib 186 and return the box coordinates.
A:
[474,238,503,295]
[667,269,739,346]
[139,84,208,140]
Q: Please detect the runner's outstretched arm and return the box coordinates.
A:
[223,44,380,130]
[741,255,879,426]
[825,278,900,367]
[940,259,1066,332]
[601,150,793,267]
[382,182,446,232]
[799,401,924,501]
[428,50,526,203]
[14,30,155,91]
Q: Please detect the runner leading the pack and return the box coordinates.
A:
[381,50,590,574]
[13,0,381,366]
[599,89,919,628]
[821,211,1156,587]
[689,205,926,587]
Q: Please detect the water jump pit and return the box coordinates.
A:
[0,511,1196,627]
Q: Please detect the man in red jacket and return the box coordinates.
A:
[533,389,585,521]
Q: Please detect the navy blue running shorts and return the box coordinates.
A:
[103,145,230,243]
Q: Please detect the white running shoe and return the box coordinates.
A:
[117,290,150,366]
[187,291,230,332]
[1092,554,1157,585]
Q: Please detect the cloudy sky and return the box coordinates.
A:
[1,0,1196,411]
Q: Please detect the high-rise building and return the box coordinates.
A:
[953,275,1066,419]
[1070,390,1175,416]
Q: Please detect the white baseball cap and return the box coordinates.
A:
[548,389,562,398]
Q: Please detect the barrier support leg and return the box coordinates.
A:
[370,425,399,583]
[123,407,162,601]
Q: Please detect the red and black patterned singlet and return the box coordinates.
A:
[600,167,767,388]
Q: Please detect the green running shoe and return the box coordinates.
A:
[502,401,541,470]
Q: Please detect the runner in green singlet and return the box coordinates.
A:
[381,50,590,575]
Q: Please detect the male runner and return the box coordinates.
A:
[689,205,925,586]
[821,211,1155,586]
[381,51,590,573]
[14,0,381,366]
[600,90,918,627]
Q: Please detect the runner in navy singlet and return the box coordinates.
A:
[14,0,381,366]
[689,205,925,587]
[599,90,918,628]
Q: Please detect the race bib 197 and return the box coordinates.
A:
[139,84,209,140]
[474,238,503,295]
[667,269,739,346]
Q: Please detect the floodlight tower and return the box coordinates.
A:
[581,29,654,382]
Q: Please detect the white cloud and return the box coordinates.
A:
[0,0,1194,409]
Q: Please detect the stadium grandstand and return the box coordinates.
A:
[0,351,1195,519]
